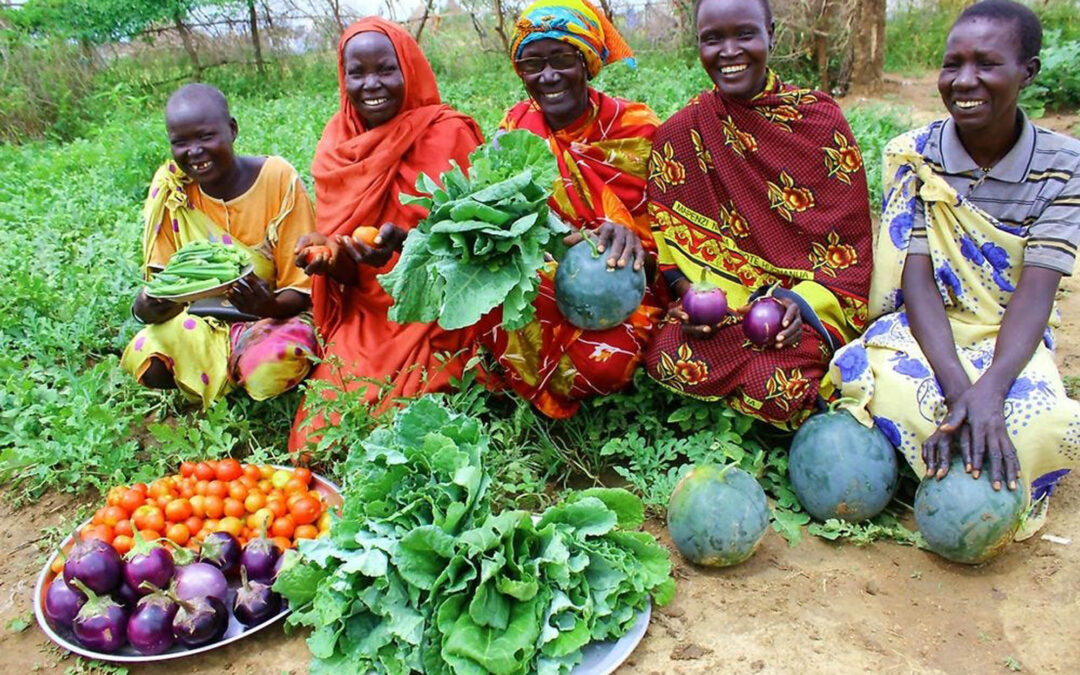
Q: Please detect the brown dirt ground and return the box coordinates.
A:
[2,75,1078,675]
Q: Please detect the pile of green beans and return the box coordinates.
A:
[146,240,251,298]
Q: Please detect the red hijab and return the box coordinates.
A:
[310,17,483,337]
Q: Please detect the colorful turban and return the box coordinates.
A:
[510,0,635,78]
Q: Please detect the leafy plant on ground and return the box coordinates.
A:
[809,511,926,548]
[275,396,672,675]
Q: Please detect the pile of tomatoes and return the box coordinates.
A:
[72,460,333,564]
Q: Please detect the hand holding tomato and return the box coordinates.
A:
[335,223,406,269]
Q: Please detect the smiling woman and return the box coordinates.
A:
[288,18,484,455]
[645,0,873,430]
[121,83,318,407]
[474,0,667,419]
[831,0,1080,543]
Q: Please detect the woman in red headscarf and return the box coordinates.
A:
[288,18,483,454]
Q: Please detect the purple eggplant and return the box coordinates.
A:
[127,592,179,655]
[198,532,241,575]
[112,579,141,610]
[233,568,281,626]
[124,534,175,595]
[68,578,128,653]
[44,575,87,629]
[174,562,228,603]
[171,594,229,647]
[240,525,280,583]
[64,538,122,595]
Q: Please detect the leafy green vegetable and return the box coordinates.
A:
[275,396,672,675]
[379,130,571,332]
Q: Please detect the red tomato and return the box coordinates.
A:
[289,496,321,526]
[184,516,204,535]
[203,495,225,520]
[119,488,145,513]
[80,524,114,543]
[270,516,295,539]
[179,461,197,478]
[133,505,165,533]
[294,524,318,540]
[112,535,134,555]
[292,467,313,486]
[166,523,191,546]
[114,519,134,538]
[271,536,293,552]
[194,462,216,481]
[164,498,193,523]
[206,480,228,499]
[106,486,126,508]
[223,498,246,519]
[215,459,243,482]
[227,482,248,502]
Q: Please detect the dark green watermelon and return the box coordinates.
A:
[788,408,899,522]
[914,457,1027,564]
[554,240,645,331]
[667,465,769,567]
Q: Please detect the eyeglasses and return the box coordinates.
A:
[514,51,582,75]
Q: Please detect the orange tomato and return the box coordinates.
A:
[50,556,65,575]
[179,460,196,477]
[184,516,204,535]
[244,492,267,513]
[112,535,134,555]
[259,465,275,480]
[164,498,193,523]
[196,528,211,542]
[155,494,173,509]
[189,495,207,518]
[223,498,246,519]
[206,480,228,499]
[81,524,114,543]
[137,528,161,543]
[243,464,262,482]
[132,505,165,532]
[270,516,295,539]
[194,462,216,481]
[178,478,197,499]
[92,507,107,526]
[147,479,172,500]
[353,225,380,247]
[203,518,220,532]
[131,482,149,496]
[283,477,308,495]
[239,475,258,490]
[217,516,244,537]
[289,496,321,526]
[106,486,126,507]
[266,498,287,518]
[271,536,293,552]
[292,467,313,486]
[203,495,225,519]
[216,458,243,482]
[119,488,146,513]
[228,482,248,502]
[195,479,210,496]
[166,523,191,546]
[294,524,319,540]
[102,506,127,528]
[114,519,134,538]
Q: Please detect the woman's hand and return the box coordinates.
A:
[563,221,646,271]
[336,223,407,269]
[295,232,334,277]
[922,381,1020,491]
[227,274,280,318]
[133,288,185,325]
[663,302,723,340]
[735,297,803,349]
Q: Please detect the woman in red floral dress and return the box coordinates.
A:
[645,0,873,428]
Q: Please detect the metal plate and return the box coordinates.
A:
[572,601,651,675]
[34,467,341,663]
[144,264,254,303]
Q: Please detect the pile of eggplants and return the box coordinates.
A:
[44,530,285,655]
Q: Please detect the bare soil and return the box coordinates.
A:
[3,75,1078,675]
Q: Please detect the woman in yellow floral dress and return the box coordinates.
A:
[645,0,873,428]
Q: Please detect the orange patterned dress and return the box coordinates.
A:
[476,89,663,418]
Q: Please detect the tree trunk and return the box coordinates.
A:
[328,0,345,32]
[413,0,436,42]
[849,0,886,91]
[492,0,511,56]
[247,0,265,73]
[173,13,203,80]
[597,0,613,20]
[813,0,833,93]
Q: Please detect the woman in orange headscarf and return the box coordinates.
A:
[288,17,483,454]
[475,0,664,419]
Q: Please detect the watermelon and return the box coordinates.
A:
[788,408,899,522]
[914,457,1027,564]
[554,239,645,331]
[667,464,769,567]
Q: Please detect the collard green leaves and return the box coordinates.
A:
[275,396,673,675]
[378,130,571,331]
